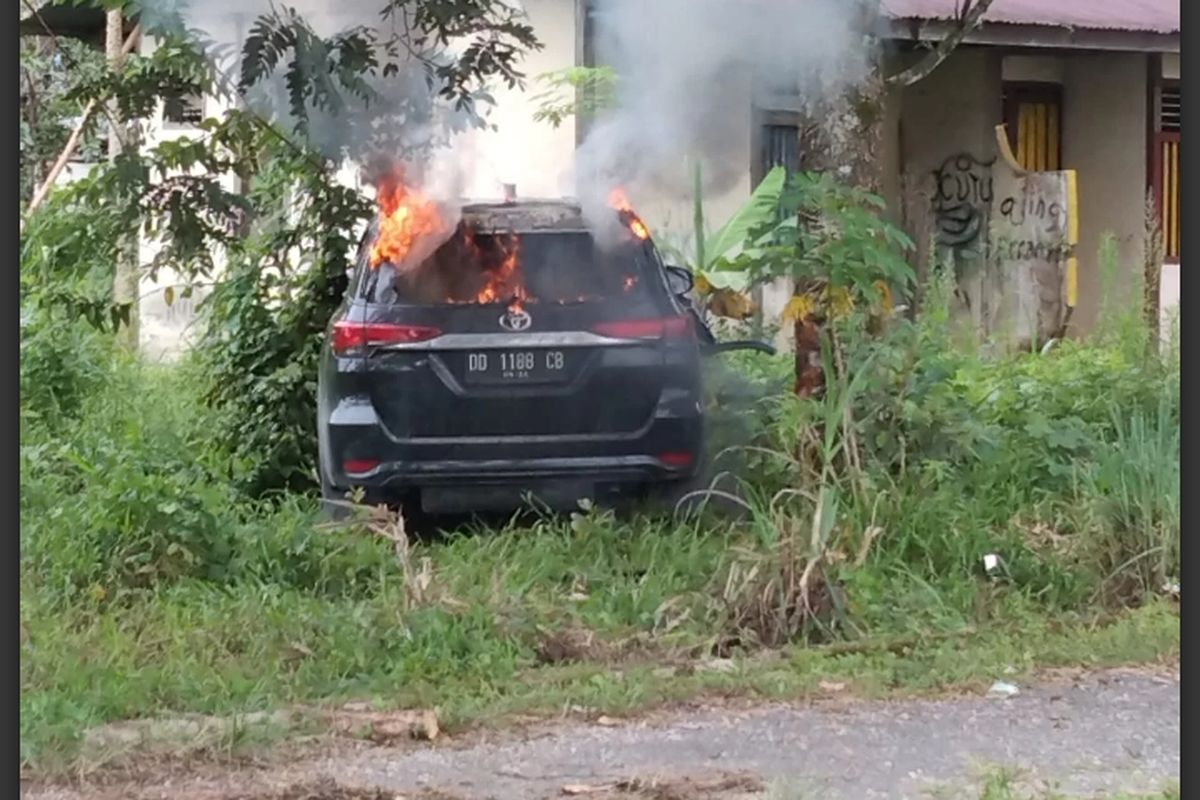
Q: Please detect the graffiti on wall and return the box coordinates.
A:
[988,164,1077,344]
[988,125,1079,346]
[988,193,1075,264]
[931,153,995,250]
[926,129,1078,349]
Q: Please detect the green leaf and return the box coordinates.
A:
[703,165,787,270]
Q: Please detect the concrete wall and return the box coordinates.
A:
[895,46,1153,338]
[1160,262,1179,344]
[1163,53,1180,80]
[897,46,1001,280]
[1002,54,1065,83]
[899,46,1001,190]
[1062,52,1149,332]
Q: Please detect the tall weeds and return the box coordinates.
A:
[1094,232,1150,358]
[1077,385,1179,602]
[704,231,1179,647]
[707,325,887,651]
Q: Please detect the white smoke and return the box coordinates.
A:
[153,0,484,200]
[576,0,869,234]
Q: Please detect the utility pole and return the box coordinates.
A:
[107,7,139,351]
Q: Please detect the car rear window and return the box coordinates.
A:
[360,227,656,306]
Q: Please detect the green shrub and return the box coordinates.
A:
[19,306,114,426]
[731,273,1177,609]
[193,152,369,500]
[19,361,398,606]
[21,361,239,599]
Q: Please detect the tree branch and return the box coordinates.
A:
[885,0,997,87]
[20,0,133,149]
[22,24,142,227]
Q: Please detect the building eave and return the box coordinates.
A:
[19,3,136,44]
[885,19,1180,54]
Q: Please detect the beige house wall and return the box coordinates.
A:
[895,45,1153,337]
[1061,52,1149,332]
[1163,53,1180,80]
[895,45,1001,294]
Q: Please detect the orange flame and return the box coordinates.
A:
[369,171,447,269]
[472,230,528,305]
[607,187,651,240]
[608,188,634,213]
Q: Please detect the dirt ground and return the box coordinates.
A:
[23,666,1179,800]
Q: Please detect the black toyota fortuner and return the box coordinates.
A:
[317,198,765,516]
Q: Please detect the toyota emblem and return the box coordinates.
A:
[499,307,532,332]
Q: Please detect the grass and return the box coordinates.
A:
[19,299,1181,775]
[20,492,1180,771]
[966,766,1180,800]
[22,587,1178,773]
[767,765,1180,800]
[769,766,1182,800]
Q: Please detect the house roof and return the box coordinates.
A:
[882,0,1180,35]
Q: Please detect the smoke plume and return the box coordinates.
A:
[153,0,482,200]
[576,0,869,233]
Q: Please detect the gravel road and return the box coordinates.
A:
[24,667,1179,800]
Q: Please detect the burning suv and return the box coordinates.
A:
[317,190,765,517]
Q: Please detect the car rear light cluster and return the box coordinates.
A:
[331,320,442,354]
[591,316,692,340]
[342,458,381,474]
[657,451,694,468]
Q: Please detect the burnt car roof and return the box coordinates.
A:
[459,199,588,233]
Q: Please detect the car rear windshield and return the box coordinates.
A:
[360,227,656,306]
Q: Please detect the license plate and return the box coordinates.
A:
[463,349,570,384]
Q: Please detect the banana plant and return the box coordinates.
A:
[658,162,787,320]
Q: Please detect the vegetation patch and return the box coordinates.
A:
[21,209,1180,773]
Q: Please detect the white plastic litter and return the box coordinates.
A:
[987,681,1020,699]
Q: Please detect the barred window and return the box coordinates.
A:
[1002,82,1062,172]
[761,123,800,177]
[1153,82,1180,262]
[163,93,203,127]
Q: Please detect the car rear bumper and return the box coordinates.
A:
[360,454,689,482]
[320,395,702,506]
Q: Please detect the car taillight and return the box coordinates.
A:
[331,321,442,354]
[592,316,692,340]
[343,458,380,474]
[658,451,694,468]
